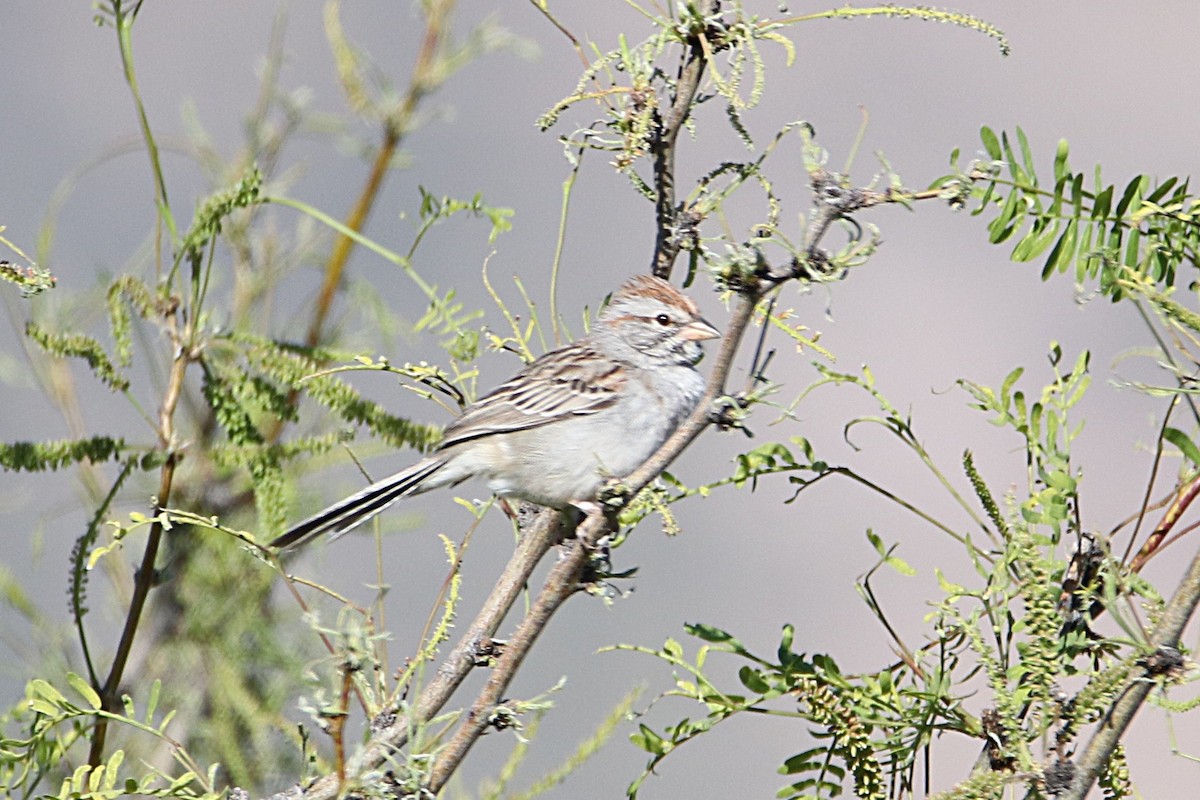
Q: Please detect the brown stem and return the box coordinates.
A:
[305,1,449,350]
[88,340,189,766]
[1128,472,1200,574]
[333,667,352,789]
[650,1,719,279]
[304,124,399,350]
[426,519,595,790]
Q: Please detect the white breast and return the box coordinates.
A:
[466,364,705,508]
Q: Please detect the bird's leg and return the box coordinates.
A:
[569,478,637,597]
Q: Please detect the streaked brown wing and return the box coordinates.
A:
[439,343,625,448]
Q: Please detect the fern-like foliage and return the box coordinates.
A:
[779,5,1008,55]
[0,436,128,472]
[958,344,1089,537]
[942,127,1200,297]
[180,167,263,258]
[235,333,443,451]
[25,322,130,393]
[0,259,57,297]
[1098,744,1132,799]
[106,274,160,366]
[620,623,916,800]
[69,459,138,686]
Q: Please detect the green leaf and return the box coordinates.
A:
[631,723,667,755]
[777,623,796,663]
[1000,366,1024,410]
[70,763,90,792]
[739,666,771,694]
[1114,175,1143,217]
[29,678,68,709]
[1044,218,1079,276]
[1044,469,1076,493]
[685,622,749,656]
[88,763,105,792]
[1092,183,1113,222]
[980,126,1001,160]
[104,750,124,790]
[1052,138,1070,182]
[66,672,102,710]
[936,568,966,596]
[1163,427,1200,467]
[28,697,60,716]
[886,552,916,576]
[866,530,915,575]
[662,638,684,660]
[1011,218,1060,262]
[1017,126,1036,186]
[779,747,832,774]
[145,678,161,724]
[987,185,1022,244]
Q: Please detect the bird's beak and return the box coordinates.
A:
[679,317,721,341]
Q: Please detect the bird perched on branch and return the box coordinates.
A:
[271,274,720,550]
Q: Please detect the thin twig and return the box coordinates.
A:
[1129,472,1200,574]
[305,1,450,351]
[650,1,720,279]
[1120,396,1178,565]
[88,339,189,766]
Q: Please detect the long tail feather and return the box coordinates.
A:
[270,457,449,550]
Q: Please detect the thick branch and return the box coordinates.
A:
[283,509,563,800]
[426,517,596,791]
[1061,541,1200,800]
[425,288,759,789]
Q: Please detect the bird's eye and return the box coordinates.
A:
[655,313,671,326]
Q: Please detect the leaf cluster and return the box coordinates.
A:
[943,127,1200,298]
[2,3,526,792]
[620,622,945,800]
[624,345,1195,798]
[2,675,219,799]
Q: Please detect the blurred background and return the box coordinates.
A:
[2,2,1199,796]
